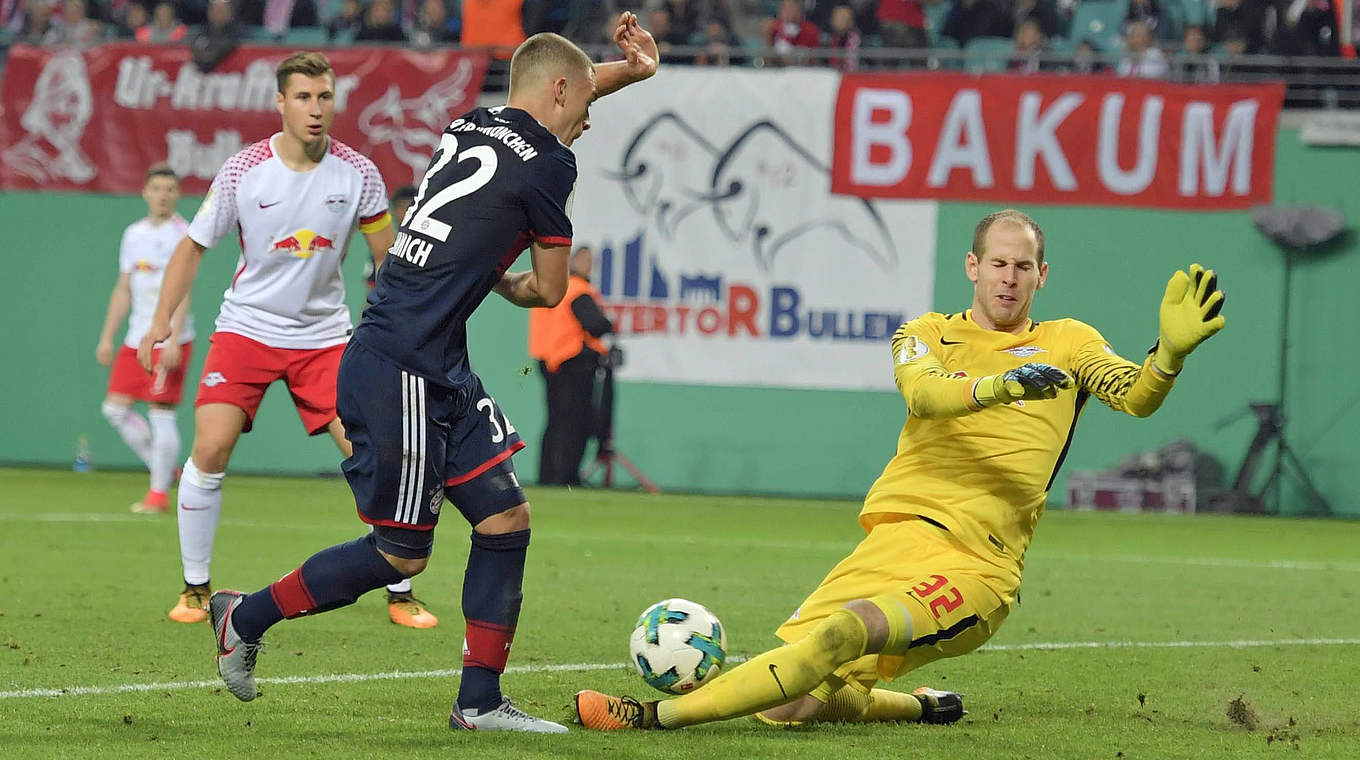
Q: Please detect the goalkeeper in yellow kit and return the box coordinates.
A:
[576,209,1226,731]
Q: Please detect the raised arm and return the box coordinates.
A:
[594,12,659,99]
[1073,264,1225,417]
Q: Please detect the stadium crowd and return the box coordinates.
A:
[1,0,1353,74]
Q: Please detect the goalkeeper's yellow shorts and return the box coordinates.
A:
[773,514,1016,692]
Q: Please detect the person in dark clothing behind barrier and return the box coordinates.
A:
[528,246,614,486]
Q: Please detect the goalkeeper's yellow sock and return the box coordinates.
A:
[810,686,924,723]
[858,688,925,722]
[656,609,868,729]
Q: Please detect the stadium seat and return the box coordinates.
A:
[964,36,1014,73]
[1048,36,1075,55]
[318,0,345,25]
[1068,0,1130,51]
[1163,0,1186,40]
[925,1,953,46]
[249,26,284,42]
[284,26,328,46]
[1183,0,1211,28]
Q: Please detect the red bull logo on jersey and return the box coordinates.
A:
[133,260,159,272]
[269,229,337,259]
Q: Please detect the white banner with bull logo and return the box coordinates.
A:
[571,68,937,391]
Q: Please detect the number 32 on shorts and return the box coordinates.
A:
[476,397,516,443]
[908,574,964,620]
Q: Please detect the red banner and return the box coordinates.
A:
[0,43,488,194]
[832,73,1285,210]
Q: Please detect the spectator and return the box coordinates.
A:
[875,0,929,49]
[1176,24,1221,82]
[1071,38,1106,73]
[942,0,1012,48]
[523,0,571,34]
[137,1,187,43]
[766,0,823,65]
[1273,0,1341,55]
[117,1,149,38]
[461,0,526,58]
[695,18,738,65]
[410,0,458,46]
[356,0,407,41]
[327,0,362,40]
[1212,0,1268,54]
[1012,0,1063,40]
[17,0,59,44]
[237,0,317,30]
[648,7,680,60]
[659,0,701,44]
[528,246,615,487]
[52,0,104,46]
[827,5,861,70]
[1124,0,1168,41]
[811,0,879,34]
[189,0,244,73]
[1010,18,1047,73]
[1118,19,1170,77]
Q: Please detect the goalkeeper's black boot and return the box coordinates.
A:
[913,687,966,724]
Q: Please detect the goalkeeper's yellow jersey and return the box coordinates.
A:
[862,310,1178,580]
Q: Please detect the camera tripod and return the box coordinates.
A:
[579,351,659,493]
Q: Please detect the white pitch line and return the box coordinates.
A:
[980,637,1360,652]
[7,514,1360,573]
[0,661,632,700]
[3,638,1357,701]
[1039,553,1360,573]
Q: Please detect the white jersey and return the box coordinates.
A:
[119,214,194,348]
[186,134,389,349]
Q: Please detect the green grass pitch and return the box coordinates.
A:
[1,468,1358,758]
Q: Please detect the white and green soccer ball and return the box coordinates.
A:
[629,598,728,695]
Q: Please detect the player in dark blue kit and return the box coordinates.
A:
[203,16,659,733]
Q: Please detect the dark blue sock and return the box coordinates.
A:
[233,534,406,642]
[457,529,530,712]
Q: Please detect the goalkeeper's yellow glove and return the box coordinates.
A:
[1153,263,1226,375]
[973,363,1075,408]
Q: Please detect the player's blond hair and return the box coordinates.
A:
[276,51,334,94]
[508,33,593,95]
[973,209,1046,263]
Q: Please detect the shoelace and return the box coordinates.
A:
[496,698,537,722]
[608,696,645,728]
[389,593,431,610]
[240,639,264,671]
[186,588,211,609]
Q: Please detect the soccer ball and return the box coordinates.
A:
[629,598,728,694]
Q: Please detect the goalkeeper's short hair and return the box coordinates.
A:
[973,209,1046,263]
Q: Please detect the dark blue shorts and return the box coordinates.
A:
[337,341,526,533]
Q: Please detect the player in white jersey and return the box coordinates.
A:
[96,164,195,514]
[138,52,436,629]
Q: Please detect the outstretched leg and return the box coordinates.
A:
[577,598,903,730]
[212,530,420,701]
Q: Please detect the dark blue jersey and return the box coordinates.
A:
[354,106,576,388]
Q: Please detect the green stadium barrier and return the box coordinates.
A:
[2,127,1356,515]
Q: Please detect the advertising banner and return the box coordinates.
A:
[1,43,488,193]
[832,73,1284,209]
[572,68,938,391]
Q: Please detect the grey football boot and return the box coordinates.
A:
[450,697,569,733]
[209,590,263,701]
